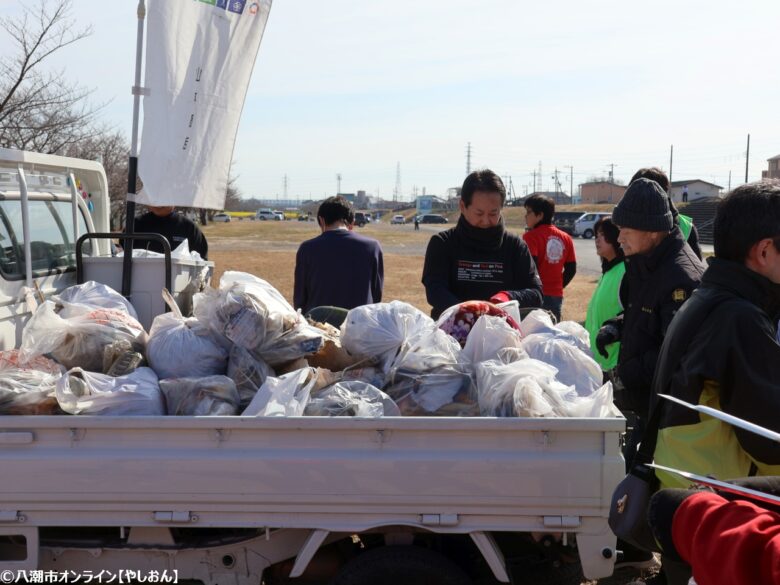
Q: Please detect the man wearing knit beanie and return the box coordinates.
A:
[597,177,703,431]
[598,178,705,576]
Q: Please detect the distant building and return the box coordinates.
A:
[579,182,626,205]
[669,180,723,203]
[762,154,780,180]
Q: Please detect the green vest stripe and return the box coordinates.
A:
[585,261,625,370]
[678,214,693,240]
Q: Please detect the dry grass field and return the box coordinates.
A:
[203,218,598,322]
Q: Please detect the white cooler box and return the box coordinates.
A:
[82,256,214,330]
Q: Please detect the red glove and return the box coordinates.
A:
[489,291,511,304]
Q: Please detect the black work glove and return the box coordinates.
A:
[648,488,709,562]
[595,323,620,358]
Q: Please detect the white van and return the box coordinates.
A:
[0,148,111,350]
[573,212,612,239]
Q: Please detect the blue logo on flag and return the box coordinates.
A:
[227,0,246,13]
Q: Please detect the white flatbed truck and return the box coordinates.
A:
[0,150,624,584]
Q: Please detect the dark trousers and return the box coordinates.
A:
[542,295,563,323]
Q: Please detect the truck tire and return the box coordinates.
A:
[330,545,471,585]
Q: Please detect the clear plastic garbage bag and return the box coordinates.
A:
[460,315,527,365]
[194,271,323,367]
[383,365,479,417]
[304,380,400,417]
[159,375,240,416]
[21,300,147,372]
[340,301,433,369]
[56,367,164,416]
[0,350,64,415]
[390,326,462,375]
[226,345,275,409]
[520,333,603,397]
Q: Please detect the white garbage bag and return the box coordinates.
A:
[21,300,147,372]
[56,367,164,416]
[304,381,400,417]
[194,271,323,366]
[476,359,620,418]
[147,312,228,379]
[340,301,433,369]
[242,367,319,417]
[56,281,139,320]
[520,333,603,397]
[0,351,64,415]
[159,375,240,416]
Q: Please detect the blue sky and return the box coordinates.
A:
[2,0,780,200]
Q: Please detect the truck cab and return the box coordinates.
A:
[0,148,111,350]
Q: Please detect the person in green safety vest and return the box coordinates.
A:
[630,167,702,259]
[585,216,625,371]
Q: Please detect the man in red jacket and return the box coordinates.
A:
[523,194,577,322]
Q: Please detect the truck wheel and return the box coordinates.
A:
[582,229,594,239]
[330,545,471,585]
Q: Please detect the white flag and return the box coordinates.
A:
[137,0,272,210]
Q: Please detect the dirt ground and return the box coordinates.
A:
[204,219,598,323]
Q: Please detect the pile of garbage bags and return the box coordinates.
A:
[3,272,620,420]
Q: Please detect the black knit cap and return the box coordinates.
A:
[612,178,674,232]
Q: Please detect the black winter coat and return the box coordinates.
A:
[607,227,705,418]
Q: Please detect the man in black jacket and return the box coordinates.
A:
[652,182,780,490]
[422,170,543,319]
[133,206,208,259]
[597,179,704,440]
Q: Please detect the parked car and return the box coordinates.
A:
[574,212,611,238]
[272,210,285,221]
[354,212,370,227]
[391,214,405,225]
[212,213,231,223]
[420,214,448,224]
[256,209,279,221]
[298,214,310,222]
[551,211,584,235]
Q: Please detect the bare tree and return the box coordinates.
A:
[63,129,130,229]
[224,173,242,211]
[0,0,102,153]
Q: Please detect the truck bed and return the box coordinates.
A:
[0,415,625,579]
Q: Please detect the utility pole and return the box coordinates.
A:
[336,173,342,194]
[537,161,543,192]
[466,142,472,175]
[393,162,401,202]
[552,168,560,203]
[532,170,537,194]
[608,163,616,183]
[728,170,732,191]
[669,145,674,182]
[283,174,288,199]
[564,165,573,203]
[745,133,750,183]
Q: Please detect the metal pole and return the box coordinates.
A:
[745,133,750,183]
[17,165,33,288]
[122,0,147,297]
[68,171,80,263]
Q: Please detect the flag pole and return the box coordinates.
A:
[121,0,147,297]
